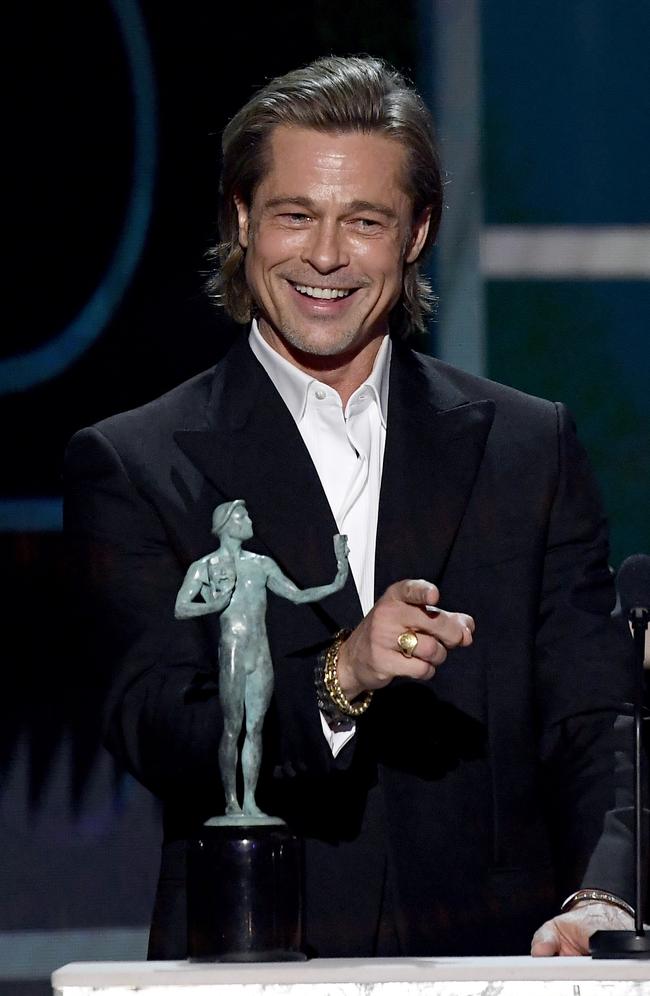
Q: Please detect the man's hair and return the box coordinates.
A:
[207,55,442,338]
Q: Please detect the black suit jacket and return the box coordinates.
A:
[64,333,635,957]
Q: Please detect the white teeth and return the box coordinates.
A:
[294,284,352,299]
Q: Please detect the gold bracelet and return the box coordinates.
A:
[323,630,374,718]
[561,889,634,918]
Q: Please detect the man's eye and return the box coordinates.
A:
[355,218,380,229]
[283,213,311,223]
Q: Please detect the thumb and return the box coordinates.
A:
[398,579,439,606]
[531,921,560,957]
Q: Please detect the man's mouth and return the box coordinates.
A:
[292,283,355,300]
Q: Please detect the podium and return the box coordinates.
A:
[52,956,650,995]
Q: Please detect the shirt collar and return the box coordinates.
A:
[248,320,391,427]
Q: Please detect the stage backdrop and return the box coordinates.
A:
[1,2,648,993]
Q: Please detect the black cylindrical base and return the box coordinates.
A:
[590,929,650,959]
[187,823,305,962]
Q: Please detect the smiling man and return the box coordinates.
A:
[65,56,635,960]
[233,126,429,390]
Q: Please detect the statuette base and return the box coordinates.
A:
[187,823,305,962]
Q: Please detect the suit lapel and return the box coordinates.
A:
[173,335,493,627]
[174,336,361,631]
[375,344,495,598]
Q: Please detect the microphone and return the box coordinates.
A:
[617,554,650,624]
[590,553,650,958]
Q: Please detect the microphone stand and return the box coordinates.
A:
[591,606,650,958]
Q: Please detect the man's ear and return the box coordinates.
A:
[233,193,250,249]
[405,207,432,264]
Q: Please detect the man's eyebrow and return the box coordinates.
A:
[263,195,315,211]
[344,199,398,220]
[262,195,398,219]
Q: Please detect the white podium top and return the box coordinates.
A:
[52,956,650,995]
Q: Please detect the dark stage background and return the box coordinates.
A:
[2,2,649,991]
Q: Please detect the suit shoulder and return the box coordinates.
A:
[67,365,216,453]
[65,365,220,487]
[412,350,559,424]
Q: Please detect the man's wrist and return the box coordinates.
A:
[314,630,373,728]
[336,638,366,701]
[561,889,635,918]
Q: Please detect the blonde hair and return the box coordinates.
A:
[207,55,442,338]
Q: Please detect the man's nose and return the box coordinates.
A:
[301,221,348,273]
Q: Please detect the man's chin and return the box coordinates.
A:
[276,321,365,360]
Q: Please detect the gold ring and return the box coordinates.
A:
[397,631,418,658]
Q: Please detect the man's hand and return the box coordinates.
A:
[337,579,474,700]
[530,902,633,956]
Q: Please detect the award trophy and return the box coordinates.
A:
[175,499,349,961]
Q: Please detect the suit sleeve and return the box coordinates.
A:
[535,403,636,906]
[64,425,231,809]
[64,425,340,817]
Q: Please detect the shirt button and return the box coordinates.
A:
[314,389,326,400]
[357,393,367,401]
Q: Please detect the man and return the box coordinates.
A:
[65,56,635,959]
[174,500,349,819]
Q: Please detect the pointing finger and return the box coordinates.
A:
[398,606,475,649]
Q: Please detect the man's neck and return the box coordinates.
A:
[258,321,386,408]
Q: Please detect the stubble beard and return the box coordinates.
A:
[273,315,365,358]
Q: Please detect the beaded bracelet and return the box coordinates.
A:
[314,630,373,729]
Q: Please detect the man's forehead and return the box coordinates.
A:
[258,124,410,198]
[267,123,405,158]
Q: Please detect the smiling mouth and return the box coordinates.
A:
[292,283,356,300]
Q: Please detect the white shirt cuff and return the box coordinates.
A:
[319,710,356,757]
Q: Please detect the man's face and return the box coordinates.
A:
[235,126,430,362]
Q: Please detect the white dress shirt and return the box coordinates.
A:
[249,321,391,753]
